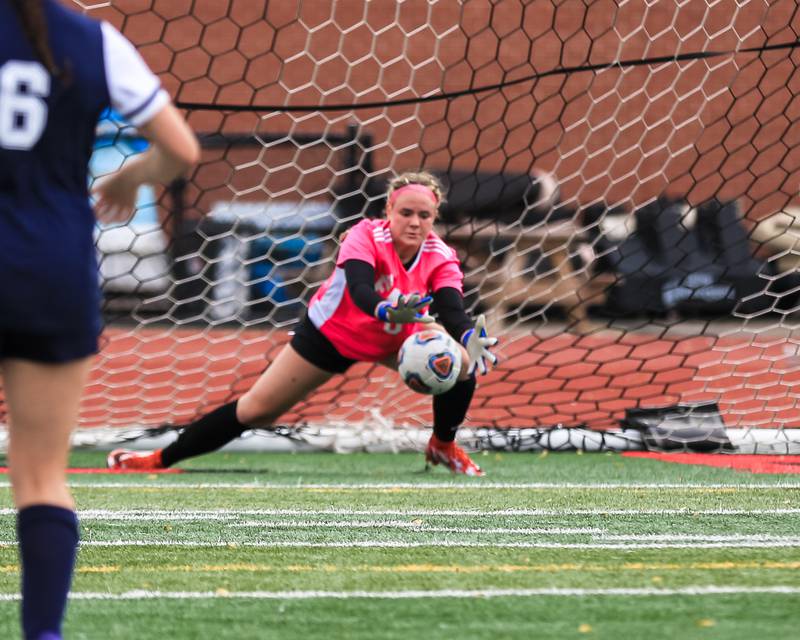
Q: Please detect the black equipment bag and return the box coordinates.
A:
[621,402,733,452]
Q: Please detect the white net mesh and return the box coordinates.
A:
[10,1,800,450]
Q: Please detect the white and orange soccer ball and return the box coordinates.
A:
[397,329,462,395]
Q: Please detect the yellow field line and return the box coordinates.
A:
[2,560,797,576]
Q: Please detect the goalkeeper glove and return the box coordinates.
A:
[375,293,434,324]
[461,314,498,375]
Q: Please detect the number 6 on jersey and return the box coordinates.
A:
[0,60,50,150]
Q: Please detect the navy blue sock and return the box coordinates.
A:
[17,505,79,640]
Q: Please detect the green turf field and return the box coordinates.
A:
[1,450,799,639]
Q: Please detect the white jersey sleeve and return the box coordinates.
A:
[100,22,170,127]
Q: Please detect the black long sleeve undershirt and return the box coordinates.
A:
[344,259,473,340]
[344,259,385,315]
[430,287,474,339]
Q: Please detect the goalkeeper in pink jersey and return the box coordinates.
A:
[108,171,498,476]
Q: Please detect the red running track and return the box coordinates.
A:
[623,452,800,474]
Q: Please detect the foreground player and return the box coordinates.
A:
[0,1,198,638]
[109,171,498,475]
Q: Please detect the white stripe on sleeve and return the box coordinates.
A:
[101,22,170,127]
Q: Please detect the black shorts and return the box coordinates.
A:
[290,316,357,374]
[0,328,99,364]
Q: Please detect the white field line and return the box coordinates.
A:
[132,520,800,540]
[3,508,800,518]
[1,540,798,549]
[230,521,604,535]
[1,481,798,490]
[0,585,799,602]
[600,534,800,542]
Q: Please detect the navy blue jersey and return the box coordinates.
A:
[0,0,168,335]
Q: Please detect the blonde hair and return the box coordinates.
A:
[386,171,445,206]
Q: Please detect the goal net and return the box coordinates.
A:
[11,0,800,454]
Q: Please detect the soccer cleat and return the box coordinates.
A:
[107,449,164,471]
[425,434,484,476]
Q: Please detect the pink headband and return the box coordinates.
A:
[388,184,439,208]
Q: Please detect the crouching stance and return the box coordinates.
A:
[109,171,497,476]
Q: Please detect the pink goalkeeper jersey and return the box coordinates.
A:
[308,218,463,361]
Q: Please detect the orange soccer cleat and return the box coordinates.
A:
[106,449,165,471]
[425,434,484,476]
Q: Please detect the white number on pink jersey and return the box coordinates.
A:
[383,321,402,335]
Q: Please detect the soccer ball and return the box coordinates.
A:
[397,329,462,395]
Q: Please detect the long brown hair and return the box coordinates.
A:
[10,0,61,78]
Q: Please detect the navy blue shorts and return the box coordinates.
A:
[0,328,99,364]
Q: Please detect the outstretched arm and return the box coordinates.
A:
[431,287,498,375]
[344,259,433,323]
[430,287,472,339]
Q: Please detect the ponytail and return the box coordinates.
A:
[10,0,62,78]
